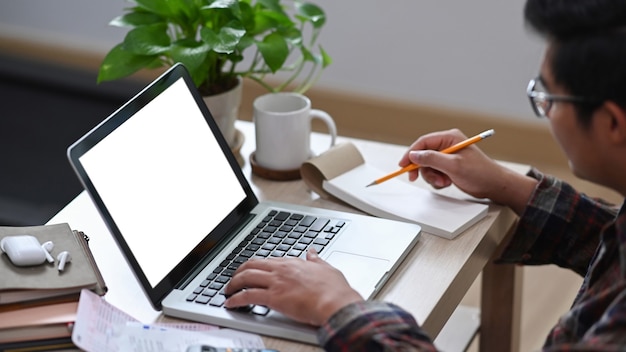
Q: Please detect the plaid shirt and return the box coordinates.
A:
[318,169,626,351]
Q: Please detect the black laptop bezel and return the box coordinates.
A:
[67,63,259,309]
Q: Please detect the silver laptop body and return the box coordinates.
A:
[67,63,421,344]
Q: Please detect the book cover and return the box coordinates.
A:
[0,301,77,344]
[0,223,107,307]
[0,336,76,352]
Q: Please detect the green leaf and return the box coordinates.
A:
[168,0,200,25]
[281,27,302,46]
[237,2,254,28]
[122,23,171,55]
[200,22,246,53]
[257,0,284,13]
[260,9,293,27]
[109,12,164,27]
[97,44,161,83]
[134,0,175,17]
[257,32,288,73]
[320,45,332,67]
[300,45,315,63]
[206,0,238,10]
[250,11,274,34]
[295,2,326,28]
[201,1,241,25]
[169,40,211,86]
[236,35,255,50]
[251,9,293,35]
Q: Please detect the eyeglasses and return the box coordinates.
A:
[526,77,599,118]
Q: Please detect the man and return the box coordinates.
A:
[225,0,626,349]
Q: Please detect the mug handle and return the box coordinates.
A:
[310,109,337,149]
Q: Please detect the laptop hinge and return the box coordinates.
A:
[176,213,256,290]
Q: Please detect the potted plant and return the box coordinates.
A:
[97,0,331,148]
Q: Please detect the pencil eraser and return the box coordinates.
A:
[0,235,47,266]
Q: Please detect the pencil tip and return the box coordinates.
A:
[365,182,376,187]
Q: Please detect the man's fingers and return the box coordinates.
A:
[224,287,269,309]
[235,257,275,272]
[306,248,320,261]
[234,256,296,275]
[225,268,273,295]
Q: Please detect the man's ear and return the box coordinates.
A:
[600,101,626,144]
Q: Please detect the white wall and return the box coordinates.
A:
[0,0,546,125]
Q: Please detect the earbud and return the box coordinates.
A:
[41,241,54,263]
[56,251,71,271]
[0,237,7,253]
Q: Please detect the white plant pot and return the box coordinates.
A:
[202,78,242,148]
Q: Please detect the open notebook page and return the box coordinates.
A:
[322,163,488,239]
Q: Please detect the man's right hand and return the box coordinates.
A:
[224,249,364,326]
[399,128,537,215]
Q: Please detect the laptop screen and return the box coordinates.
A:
[68,64,258,307]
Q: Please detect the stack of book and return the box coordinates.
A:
[0,223,107,351]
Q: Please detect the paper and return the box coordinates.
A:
[323,164,488,239]
[115,324,265,352]
[72,289,265,352]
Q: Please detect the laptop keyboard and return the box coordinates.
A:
[186,209,346,314]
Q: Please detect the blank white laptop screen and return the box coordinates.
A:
[78,78,246,287]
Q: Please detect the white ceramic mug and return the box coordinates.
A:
[254,92,337,171]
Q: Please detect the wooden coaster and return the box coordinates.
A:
[249,152,302,180]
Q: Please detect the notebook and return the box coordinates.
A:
[300,142,489,239]
[66,63,421,344]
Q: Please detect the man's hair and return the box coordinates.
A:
[524,0,626,125]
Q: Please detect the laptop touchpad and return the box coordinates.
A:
[325,251,389,299]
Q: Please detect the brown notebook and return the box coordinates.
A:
[0,223,107,309]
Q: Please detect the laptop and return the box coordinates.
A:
[67,63,421,344]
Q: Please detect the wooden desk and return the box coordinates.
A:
[48,121,521,352]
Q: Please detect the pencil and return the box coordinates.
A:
[365,129,495,187]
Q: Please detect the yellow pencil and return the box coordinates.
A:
[366,129,495,187]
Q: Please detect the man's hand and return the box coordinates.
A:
[399,128,537,214]
[224,249,364,326]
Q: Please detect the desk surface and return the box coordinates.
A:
[48,120,519,351]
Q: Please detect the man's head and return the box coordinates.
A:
[524,0,626,126]
[524,0,626,192]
